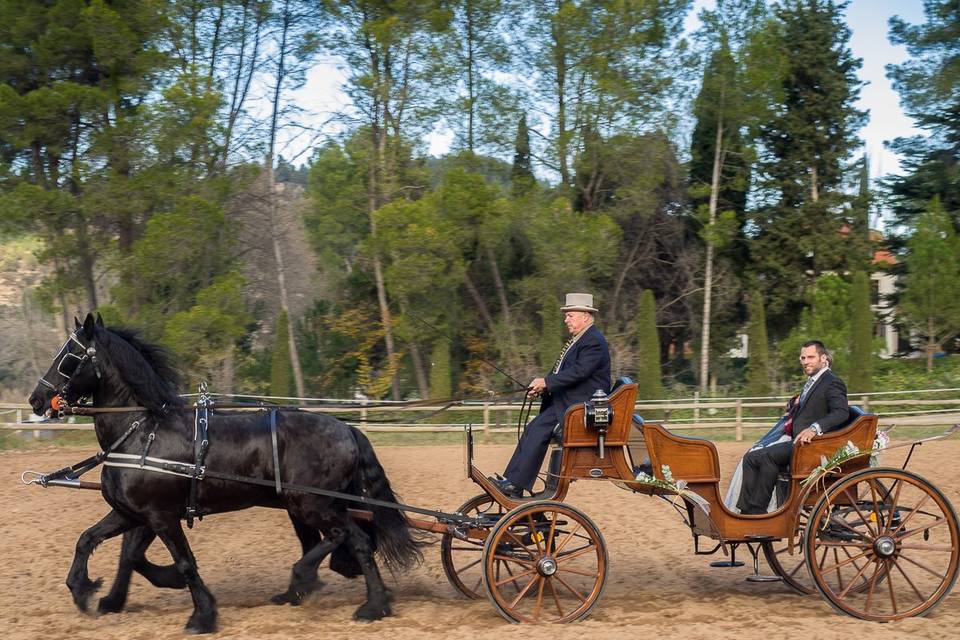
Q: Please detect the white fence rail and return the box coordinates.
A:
[3,388,959,441]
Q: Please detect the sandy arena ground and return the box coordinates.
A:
[2,440,959,639]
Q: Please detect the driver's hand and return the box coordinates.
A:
[527,377,547,397]
[794,427,816,445]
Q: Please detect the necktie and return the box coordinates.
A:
[552,337,576,373]
[799,376,816,404]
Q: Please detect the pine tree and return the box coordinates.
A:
[635,290,663,402]
[744,295,770,398]
[900,197,960,372]
[848,270,873,392]
[511,113,534,197]
[886,1,960,237]
[751,0,866,332]
[271,311,294,398]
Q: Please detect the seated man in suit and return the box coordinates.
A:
[737,340,849,515]
[491,293,611,498]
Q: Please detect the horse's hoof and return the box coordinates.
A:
[68,577,103,613]
[353,601,391,621]
[97,595,125,614]
[185,612,218,634]
[270,590,304,606]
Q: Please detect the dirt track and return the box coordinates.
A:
[3,441,958,639]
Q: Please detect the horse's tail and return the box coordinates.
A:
[349,426,423,570]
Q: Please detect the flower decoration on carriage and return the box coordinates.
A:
[870,429,891,467]
[800,440,861,487]
[632,464,710,514]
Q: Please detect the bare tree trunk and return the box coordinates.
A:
[699,121,724,393]
[810,165,819,203]
[265,0,305,399]
[464,271,497,334]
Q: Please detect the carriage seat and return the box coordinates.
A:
[774,405,875,504]
[641,423,722,484]
[551,376,635,443]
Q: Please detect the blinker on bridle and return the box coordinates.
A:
[37,331,102,406]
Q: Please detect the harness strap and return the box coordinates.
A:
[269,409,282,495]
[187,400,211,528]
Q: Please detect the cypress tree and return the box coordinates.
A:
[635,289,663,403]
[744,295,771,399]
[429,341,452,399]
[848,270,873,393]
[271,311,294,398]
[511,113,534,197]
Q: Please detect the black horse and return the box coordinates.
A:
[28,314,420,633]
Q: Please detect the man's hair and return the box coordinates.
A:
[801,340,833,365]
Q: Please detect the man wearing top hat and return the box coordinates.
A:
[491,293,611,498]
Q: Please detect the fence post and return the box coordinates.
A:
[483,403,490,434]
[360,398,368,433]
[862,395,870,412]
[16,408,22,425]
[694,391,700,424]
[735,399,743,442]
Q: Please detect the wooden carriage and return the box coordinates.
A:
[442,382,960,624]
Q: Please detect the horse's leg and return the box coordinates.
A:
[152,518,218,634]
[66,509,138,613]
[341,518,393,621]
[271,525,346,606]
[97,526,186,614]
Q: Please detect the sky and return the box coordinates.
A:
[283,1,929,181]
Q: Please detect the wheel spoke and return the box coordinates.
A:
[868,479,884,533]
[525,514,546,555]
[555,543,598,564]
[833,548,844,591]
[492,553,535,567]
[836,553,875,599]
[884,478,903,535]
[546,574,564,617]
[819,549,871,575]
[890,493,931,536]
[553,572,587,603]
[503,529,537,559]
[839,545,871,591]
[864,561,881,613]
[816,540,871,548]
[455,557,482,573]
[891,557,927,603]
[533,575,546,621]
[556,565,601,578]
[897,543,954,552]
[553,522,584,555]
[494,565,537,588]
[886,559,899,615]
[509,574,541,609]
[898,516,947,541]
[897,552,949,580]
[842,487,878,538]
[825,512,871,541]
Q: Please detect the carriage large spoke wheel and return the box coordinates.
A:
[805,468,960,621]
[441,494,508,599]
[481,500,607,623]
[762,505,815,594]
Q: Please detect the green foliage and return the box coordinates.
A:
[779,274,852,379]
[635,289,663,402]
[848,270,873,392]
[900,197,960,370]
[429,340,452,399]
[270,311,293,398]
[744,295,770,397]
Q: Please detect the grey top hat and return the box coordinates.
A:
[561,292,597,313]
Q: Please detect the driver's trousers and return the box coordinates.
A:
[503,406,560,491]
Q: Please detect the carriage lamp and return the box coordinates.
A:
[584,389,613,459]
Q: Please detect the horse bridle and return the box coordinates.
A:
[36,331,102,403]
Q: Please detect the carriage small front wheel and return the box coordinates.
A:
[481,500,607,623]
[441,494,508,599]
[805,467,960,621]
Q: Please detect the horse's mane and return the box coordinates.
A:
[97,325,186,411]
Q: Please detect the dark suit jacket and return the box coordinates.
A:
[542,324,611,419]
[794,368,849,433]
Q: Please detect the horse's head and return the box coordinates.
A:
[29,313,105,416]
